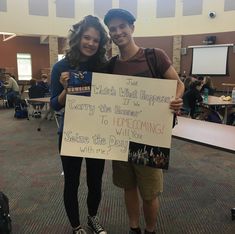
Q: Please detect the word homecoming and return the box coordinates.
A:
[112,116,165,135]
[92,85,172,106]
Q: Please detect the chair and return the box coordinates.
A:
[37,110,62,131]
[27,85,47,118]
[182,90,203,119]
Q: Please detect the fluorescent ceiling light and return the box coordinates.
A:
[0,32,15,35]
[0,32,17,41]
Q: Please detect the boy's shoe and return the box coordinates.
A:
[87,215,107,234]
[129,227,142,234]
[73,226,87,234]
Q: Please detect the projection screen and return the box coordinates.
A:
[191,45,229,75]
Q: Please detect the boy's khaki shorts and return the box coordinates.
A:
[112,161,163,201]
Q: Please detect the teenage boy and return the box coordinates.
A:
[104,9,184,234]
[3,73,20,107]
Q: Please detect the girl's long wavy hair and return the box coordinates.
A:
[65,15,109,71]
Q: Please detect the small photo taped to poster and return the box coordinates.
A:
[67,70,92,96]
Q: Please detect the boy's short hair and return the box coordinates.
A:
[29,79,37,86]
[104,8,136,26]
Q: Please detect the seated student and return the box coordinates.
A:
[183,80,203,119]
[197,76,204,82]
[183,76,195,92]
[37,74,50,95]
[201,76,215,95]
[3,73,20,108]
[28,79,47,118]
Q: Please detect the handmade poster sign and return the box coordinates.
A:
[61,72,177,169]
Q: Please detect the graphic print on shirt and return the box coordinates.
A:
[67,70,92,96]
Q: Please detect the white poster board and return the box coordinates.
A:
[61,72,177,162]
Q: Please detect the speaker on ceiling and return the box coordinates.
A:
[205,36,216,45]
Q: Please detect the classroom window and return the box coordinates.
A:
[183,0,202,16]
[56,0,74,18]
[0,0,7,12]
[119,0,137,19]
[94,0,112,19]
[224,0,235,11]
[156,0,175,18]
[17,53,32,81]
[28,0,48,16]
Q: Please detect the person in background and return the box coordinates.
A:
[104,8,184,234]
[37,73,50,95]
[183,76,194,92]
[183,80,203,119]
[3,73,20,108]
[50,15,108,234]
[197,76,204,82]
[201,76,215,95]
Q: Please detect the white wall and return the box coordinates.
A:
[0,0,235,37]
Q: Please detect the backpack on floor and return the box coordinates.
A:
[0,192,12,234]
[14,99,28,119]
[227,112,235,125]
[205,110,222,124]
